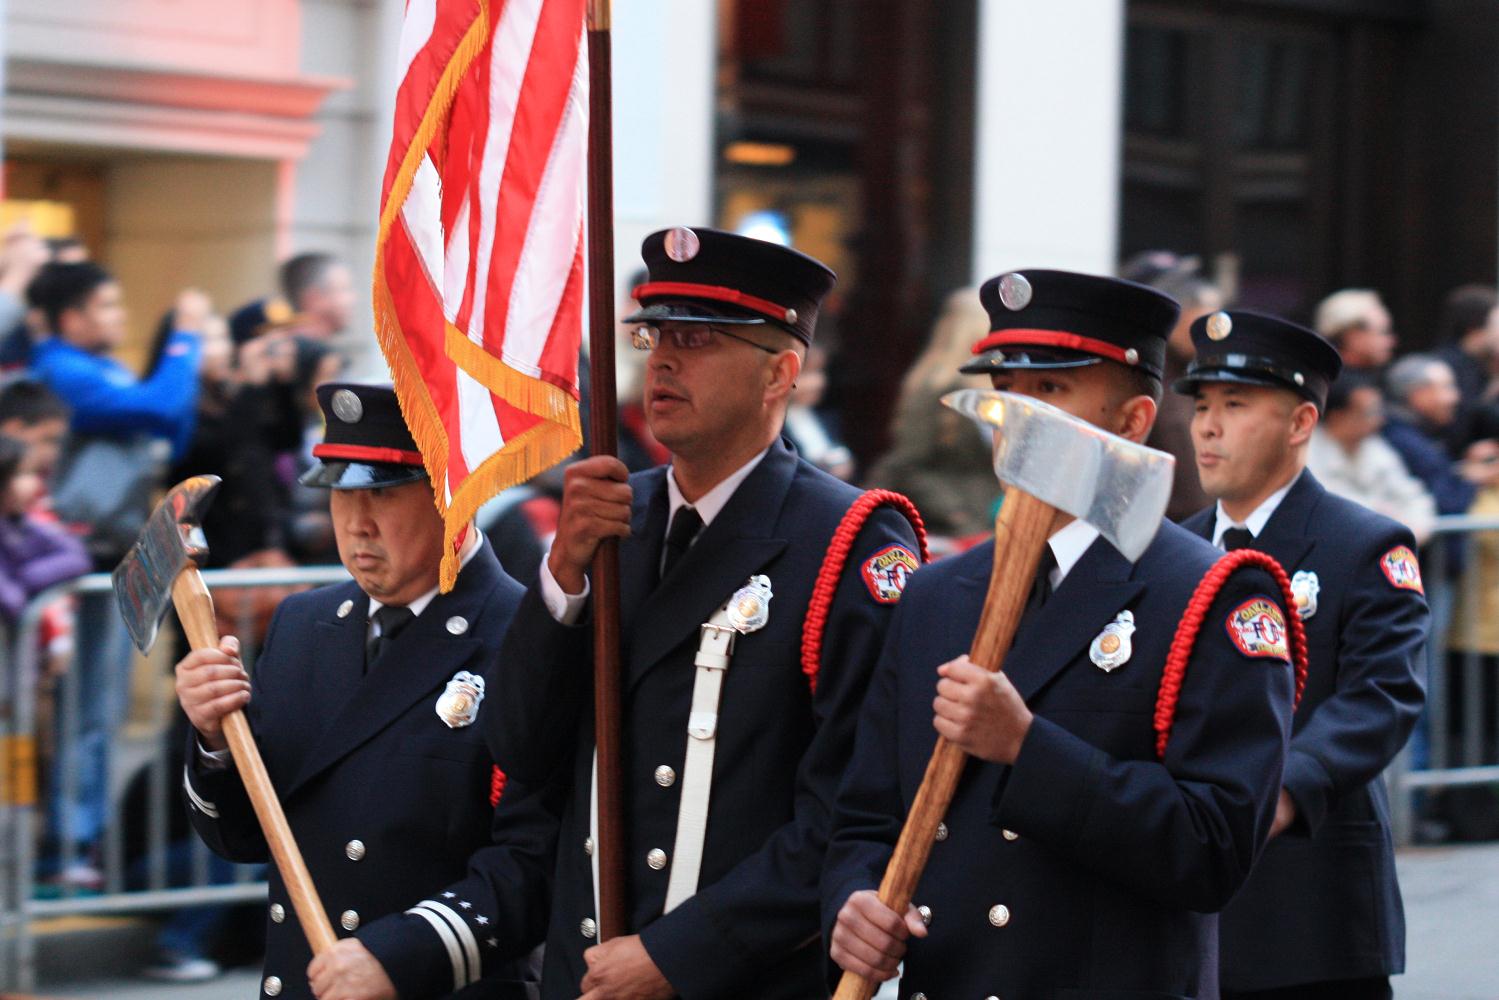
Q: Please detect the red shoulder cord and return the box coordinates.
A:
[490,766,507,808]
[1154,549,1310,760]
[801,489,930,694]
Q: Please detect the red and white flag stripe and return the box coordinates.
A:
[375,0,586,589]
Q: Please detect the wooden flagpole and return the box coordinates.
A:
[585,0,627,943]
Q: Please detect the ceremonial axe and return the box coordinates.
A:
[834,390,1174,1000]
[113,475,338,955]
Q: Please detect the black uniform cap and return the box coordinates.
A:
[299,382,428,490]
[1172,310,1343,410]
[960,269,1180,380]
[624,227,836,345]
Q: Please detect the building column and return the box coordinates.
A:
[610,0,715,285]
[971,0,1125,280]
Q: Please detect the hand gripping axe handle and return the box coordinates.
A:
[113,475,338,955]
[833,391,1174,1000]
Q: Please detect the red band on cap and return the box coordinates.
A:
[633,281,796,324]
[972,329,1135,365]
[313,443,424,466]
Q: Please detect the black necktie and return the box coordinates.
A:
[366,604,415,668]
[1026,546,1058,615]
[661,506,704,581]
[1221,527,1256,552]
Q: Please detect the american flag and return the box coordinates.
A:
[375,0,587,589]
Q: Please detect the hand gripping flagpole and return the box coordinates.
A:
[586,0,628,943]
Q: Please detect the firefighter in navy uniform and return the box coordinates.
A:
[1175,311,1428,1000]
[441,227,920,999]
[823,271,1297,999]
[176,383,558,1000]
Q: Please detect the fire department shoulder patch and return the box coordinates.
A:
[1225,597,1290,661]
[1379,545,1424,594]
[860,544,919,604]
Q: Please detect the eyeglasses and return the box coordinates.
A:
[631,324,779,355]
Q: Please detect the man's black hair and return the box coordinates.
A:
[25,262,114,332]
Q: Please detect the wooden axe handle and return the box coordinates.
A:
[834,490,1055,1000]
[171,566,339,956]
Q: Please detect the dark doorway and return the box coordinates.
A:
[715,0,978,467]
[1122,1,1498,344]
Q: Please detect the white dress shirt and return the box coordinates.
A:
[540,447,773,625]
[1210,471,1300,549]
[1046,516,1102,588]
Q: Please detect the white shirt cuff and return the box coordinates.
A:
[195,736,232,771]
[540,554,589,625]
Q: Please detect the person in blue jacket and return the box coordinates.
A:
[1177,310,1429,1000]
[24,261,203,890]
[824,270,1296,1000]
[27,262,201,463]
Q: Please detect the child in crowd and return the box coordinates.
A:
[0,432,89,622]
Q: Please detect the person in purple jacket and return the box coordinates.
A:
[0,433,89,621]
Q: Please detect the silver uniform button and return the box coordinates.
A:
[269,903,285,923]
[580,917,597,939]
[1002,828,1019,841]
[987,996,1001,1000]
[989,903,1011,927]
[911,994,928,1000]
[646,848,668,870]
[934,821,948,842]
[584,836,594,856]
[263,975,283,996]
[340,909,360,931]
[345,839,366,861]
[446,615,469,635]
[917,904,932,926]
[336,599,353,619]
[654,765,676,787]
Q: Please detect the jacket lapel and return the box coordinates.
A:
[284,543,503,797]
[1248,470,1321,574]
[1001,535,1143,702]
[624,441,796,689]
[618,468,669,632]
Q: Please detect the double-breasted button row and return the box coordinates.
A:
[988,903,1011,927]
[340,909,361,931]
[646,848,668,870]
[345,839,366,861]
[263,975,283,996]
[580,917,597,939]
[654,765,676,787]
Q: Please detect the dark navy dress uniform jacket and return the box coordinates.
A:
[184,540,559,1000]
[480,437,919,999]
[823,519,1296,1000]
[1182,471,1429,990]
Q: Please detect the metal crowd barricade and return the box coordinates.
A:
[0,564,349,992]
[1388,514,1499,845]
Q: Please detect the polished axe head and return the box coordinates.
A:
[112,475,221,653]
[942,389,1174,562]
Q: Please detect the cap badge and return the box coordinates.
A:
[997,272,1033,311]
[331,389,364,423]
[725,575,773,633]
[1290,570,1319,620]
[664,227,700,263]
[1089,609,1136,672]
[436,670,485,728]
[1206,312,1233,341]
